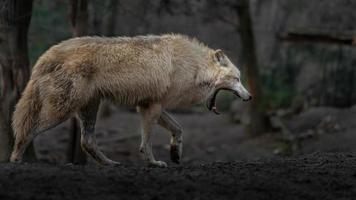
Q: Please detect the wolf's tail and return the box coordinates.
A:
[12,80,42,141]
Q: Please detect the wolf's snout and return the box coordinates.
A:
[232,82,251,101]
[243,95,252,101]
[236,92,252,101]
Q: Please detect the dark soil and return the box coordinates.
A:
[2,106,355,200]
[1,152,356,200]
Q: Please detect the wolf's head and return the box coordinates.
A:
[207,49,252,114]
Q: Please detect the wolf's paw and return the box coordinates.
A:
[149,160,168,168]
[10,158,23,164]
[100,159,121,167]
[10,159,22,164]
[109,161,122,166]
[170,143,182,164]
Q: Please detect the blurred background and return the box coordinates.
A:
[0,0,355,165]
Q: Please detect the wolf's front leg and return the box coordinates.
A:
[138,103,167,167]
[158,110,183,164]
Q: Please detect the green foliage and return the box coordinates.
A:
[261,69,296,110]
[29,0,71,66]
[263,85,295,110]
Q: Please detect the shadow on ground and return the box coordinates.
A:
[1,152,356,200]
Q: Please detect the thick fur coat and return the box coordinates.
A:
[11,34,251,166]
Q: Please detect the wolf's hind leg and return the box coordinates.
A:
[11,133,36,163]
[158,110,183,164]
[11,118,67,163]
[138,103,167,167]
[11,107,70,163]
[77,98,120,166]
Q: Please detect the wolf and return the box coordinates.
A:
[10,34,251,167]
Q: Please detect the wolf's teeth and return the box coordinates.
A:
[212,106,220,115]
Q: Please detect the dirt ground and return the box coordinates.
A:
[33,105,356,165]
[1,106,356,199]
[1,152,356,200]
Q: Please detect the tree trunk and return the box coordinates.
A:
[67,0,88,164]
[69,0,88,37]
[236,0,268,136]
[88,0,102,35]
[0,0,35,162]
[104,0,118,36]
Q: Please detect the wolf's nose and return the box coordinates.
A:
[247,95,252,101]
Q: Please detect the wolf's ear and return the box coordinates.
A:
[213,49,228,67]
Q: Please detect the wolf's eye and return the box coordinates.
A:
[234,77,240,82]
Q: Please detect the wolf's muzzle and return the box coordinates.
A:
[207,88,251,115]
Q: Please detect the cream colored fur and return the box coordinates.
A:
[10,34,251,166]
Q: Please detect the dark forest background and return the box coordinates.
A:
[0,0,355,165]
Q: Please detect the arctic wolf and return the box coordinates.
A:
[10,34,251,167]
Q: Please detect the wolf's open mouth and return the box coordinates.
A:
[206,88,241,115]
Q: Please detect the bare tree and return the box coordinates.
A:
[67,0,89,164]
[236,0,268,136]
[0,0,35,162]
[104,0,118,36]
[88,0,103,35]
[69,0,88,37]
[205,0,268,136]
